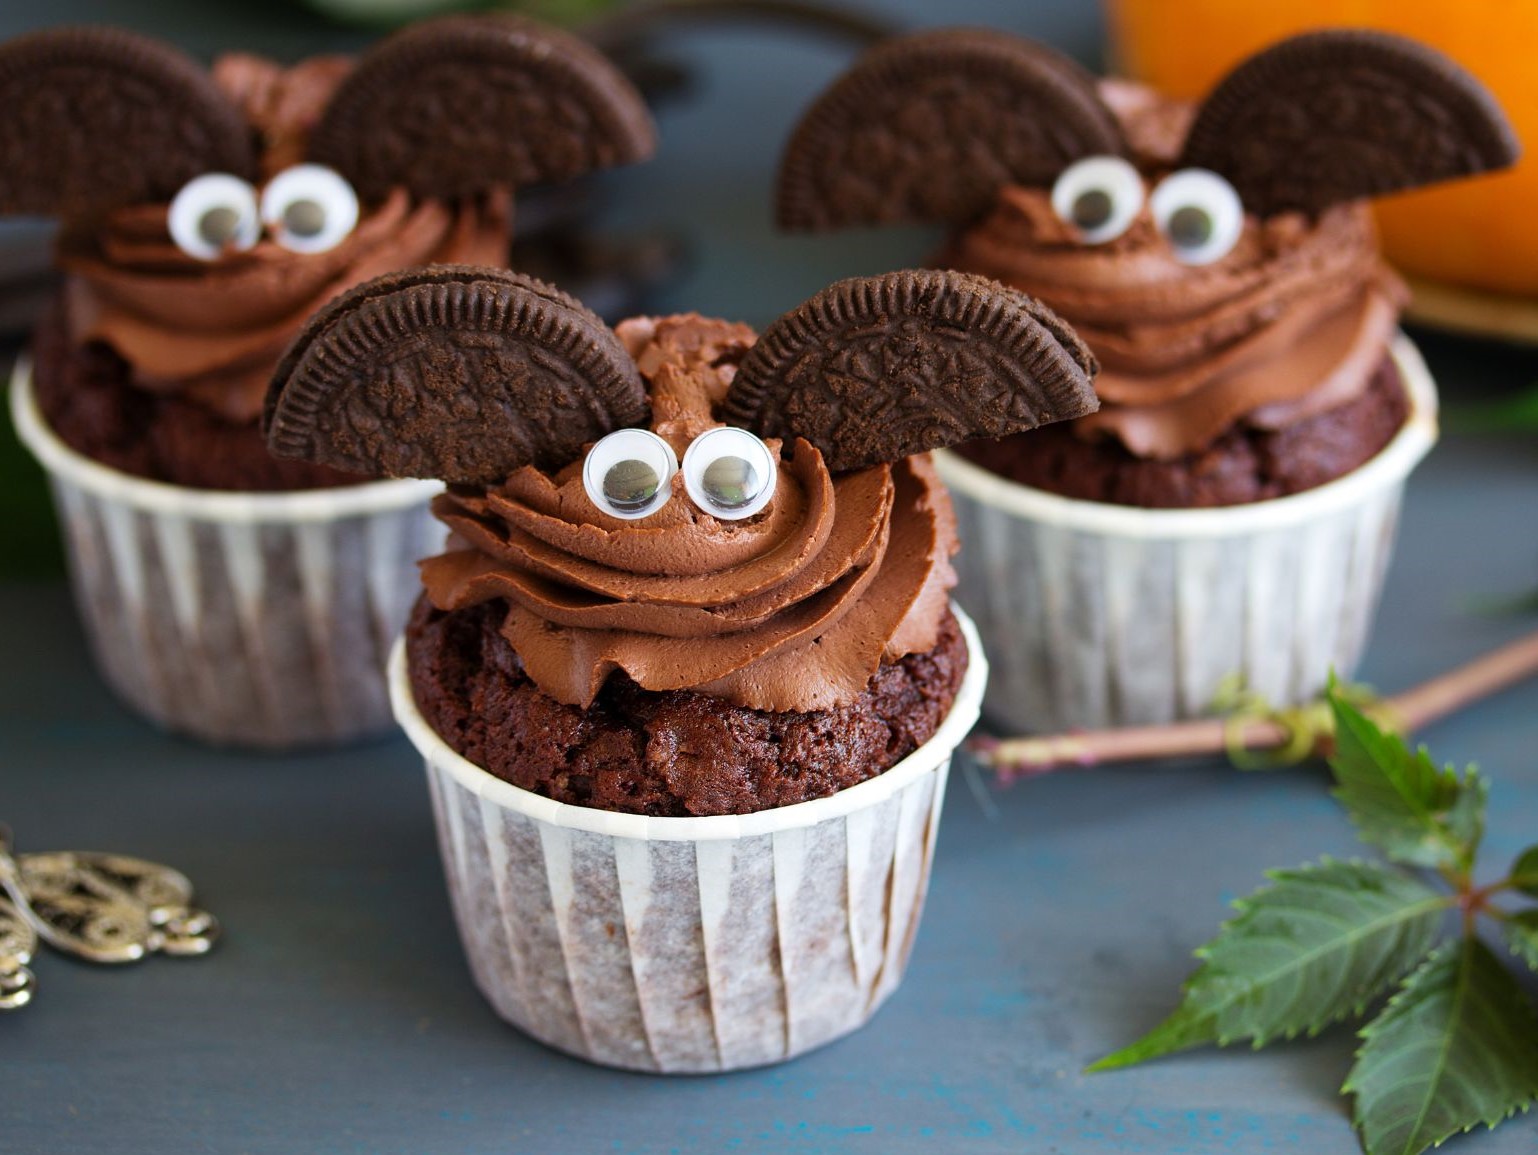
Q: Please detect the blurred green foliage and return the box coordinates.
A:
[0,391,63,578]
[1444,385,1538,434]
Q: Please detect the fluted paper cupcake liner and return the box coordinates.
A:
[933,334,1437,734]
[11,362,441,748]
[390,607,986,1073]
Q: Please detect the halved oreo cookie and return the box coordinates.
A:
[307,16,655,204]
[265,265,647,486]
[1181,29,1519,217]
[777,28,1124,231]
[722,269,1099,473]
[0,26,255,220]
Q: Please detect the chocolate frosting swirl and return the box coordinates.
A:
[941,82,1407,460]
[419,315,960,712]
[53,53,510,424]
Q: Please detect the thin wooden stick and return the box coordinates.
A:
[973,627,1538,778]
[1389,629,1538,732]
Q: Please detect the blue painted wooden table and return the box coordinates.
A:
[9,377,1536,1155]
[2,2,1537,1152]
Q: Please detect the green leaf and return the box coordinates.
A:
[1512,846,1538,898]
[1346,937,1538,1155]
[1506,912,1538,974]
[1088,859,1448,1070]
[1327,693,1486,871]
[1443,385,1538,434]
[1086,1005,1218,1072]
[1465,584,1538,618]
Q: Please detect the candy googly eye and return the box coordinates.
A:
[168,173,260,261]
[682,427,776,521]
[260,164,360,254]
[1150,169,1244,266]
[1050,156,1145,244]
[582,429,678,520]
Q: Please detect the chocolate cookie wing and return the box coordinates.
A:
[306,15,655,204]
[777,28,1124,231]
[1181,29,1519,217]
[265,265,647,486]
[0,27,255,220]
[722,270,1099,473]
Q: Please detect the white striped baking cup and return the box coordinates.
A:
[390,606,986,1072]
[934,333,1438,733]
[11,360,442,748]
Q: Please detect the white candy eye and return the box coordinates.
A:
[168,173,260,261]
[1150,169,1244,265]
[582,429,678,520]
[260,164,359,254]
[682,428,776,521]
[1050,155,1145,244]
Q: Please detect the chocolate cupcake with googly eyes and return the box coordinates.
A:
[263,263,1098,1071]
[4,17,653,747]
[775,27,1518,731]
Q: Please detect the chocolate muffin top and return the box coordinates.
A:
[259,264,1099,812]
[775,27,1516,502]
[4,18,652,489]
[264,264,1097,713]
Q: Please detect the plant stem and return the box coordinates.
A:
[974,627,1538,778]
[1441,863,1472,896]
[1471,877,1516,904]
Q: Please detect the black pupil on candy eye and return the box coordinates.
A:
[1071,188,1114,231]
[284,199,327,238]
[198,206,241,248]
[1168,205,1213,249]
[603,459,660,512]
[702,456,759,510]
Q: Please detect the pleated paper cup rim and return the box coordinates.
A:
[10,357,439,523]
[933,333,1438,540]
[391,605,986,843]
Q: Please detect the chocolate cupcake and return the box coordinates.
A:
[777,28,1518,730]
[264,264,1097,1069]
[5,18,653,746]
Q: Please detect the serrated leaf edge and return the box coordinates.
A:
[1510,846,1538,898]
[1345,938,1538,1155]
[1327,696,1484,872]
[1504,911,1538,973]
[1201,858,1447,1046]
[1089,858,1448,1071]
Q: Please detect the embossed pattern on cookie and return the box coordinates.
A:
[265,266,647,485]
[776,29,1125,231]
[307,16,657,204]
[722,269,1099,473]
[1180,29,1520,216]
[0,26,257,218]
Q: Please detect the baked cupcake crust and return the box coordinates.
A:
[30,296,364,491]
[955,352,1407,508]
[406,596,969,817]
